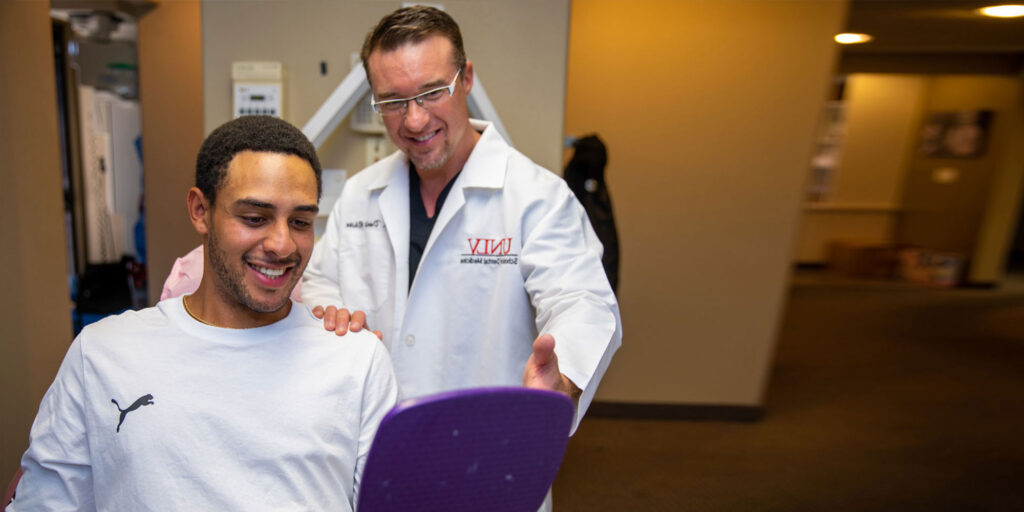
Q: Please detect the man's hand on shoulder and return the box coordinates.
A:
[523,334,582,404]
[311,305,383,340]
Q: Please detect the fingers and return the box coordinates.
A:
[319,306,351,335]
[349,310,367,332]
[531,333,557,367]
[334,308,352,336]
[315,305,380,337]
[317,306,378,339]
[523,334,575,400]
[524,334,561,392]
[323,306,337,331]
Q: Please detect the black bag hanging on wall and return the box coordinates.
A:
[564,134,619,293]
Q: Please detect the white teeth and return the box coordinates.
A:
[414,132,436,142]
[255,266,285,278]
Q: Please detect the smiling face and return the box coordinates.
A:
[367,34,478,179]
[190,150,319,326]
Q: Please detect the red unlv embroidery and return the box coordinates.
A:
[461,237,518,265]
[466,237,514,256]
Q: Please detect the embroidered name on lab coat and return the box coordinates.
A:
[345,219,383,228]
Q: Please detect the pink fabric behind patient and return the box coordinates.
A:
[160,245,303,301]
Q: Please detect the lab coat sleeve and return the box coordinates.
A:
[301,196,348,310]
[352,340,400,507]
[520,186,622,435]
[10,337,96,512]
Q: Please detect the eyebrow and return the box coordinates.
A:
[234,198,319,215]
[235,198,274,209]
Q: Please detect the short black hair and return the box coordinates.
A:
[360,5,466,83]
[195,115,322,205]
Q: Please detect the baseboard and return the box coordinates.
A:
[961,281,997,289]
[794,262,827,270]
[587,401,763,422]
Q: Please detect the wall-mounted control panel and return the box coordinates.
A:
[232,61,284,118]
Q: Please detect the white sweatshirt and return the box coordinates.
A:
[9,297,398,512]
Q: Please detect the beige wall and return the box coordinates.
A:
[795,74,925,262]
[0,1,74,474]
[139,0,206,304]
[794,73,1024,281]
[201,0,569,177]
[896,75,1024,283]
[795,207,898,262]
[565,0,847,405]
[972,83,1024,282]
[831,75,924,206]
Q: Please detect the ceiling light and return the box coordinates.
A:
[834,33,873,44]
[979,4,1024,17]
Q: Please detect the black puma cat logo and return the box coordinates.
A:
[111,394,154,432]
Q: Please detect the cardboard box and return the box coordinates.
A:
[827,240,905,279]
[899,248,965,287]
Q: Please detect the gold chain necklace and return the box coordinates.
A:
[182,295,214,326]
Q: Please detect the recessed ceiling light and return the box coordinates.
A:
[834,33,873,44]
[979,4,1024,17]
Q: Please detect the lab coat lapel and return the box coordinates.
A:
[420,122,508,263]
[375,157,411,306]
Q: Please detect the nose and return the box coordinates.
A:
[402,100,430,132]
[263,219,296,257]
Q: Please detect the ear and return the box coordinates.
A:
[461,60,474,96]
[186,187,211,236]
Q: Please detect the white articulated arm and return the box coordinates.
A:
[302,65,371,149]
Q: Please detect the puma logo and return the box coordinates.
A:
[111,394,154,432]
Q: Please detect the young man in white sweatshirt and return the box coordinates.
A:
[9,116,398,511]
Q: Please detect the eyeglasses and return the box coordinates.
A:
[370,69,461,116]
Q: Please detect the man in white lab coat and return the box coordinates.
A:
[303,5,620,438]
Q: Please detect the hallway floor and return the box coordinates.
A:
[554,270,1024,511]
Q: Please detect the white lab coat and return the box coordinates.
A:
[303,120,621,435]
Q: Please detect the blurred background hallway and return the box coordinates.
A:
[555,269,1024,511]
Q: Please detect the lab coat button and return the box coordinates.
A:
[404,334,416,347]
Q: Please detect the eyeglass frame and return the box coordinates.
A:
[370,68,462,116]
